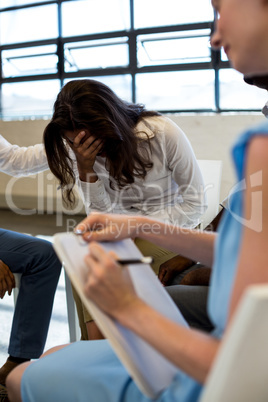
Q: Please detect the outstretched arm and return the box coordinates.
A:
[0,135,48,176]
[76,213,216,267]
[158,206,225,285]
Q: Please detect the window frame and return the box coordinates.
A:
[0,0,259,119]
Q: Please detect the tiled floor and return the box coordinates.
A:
[0,208,85,367]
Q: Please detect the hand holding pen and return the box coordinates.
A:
[83,242,143,317]
[74,212,141,243]
[74,227,153,266]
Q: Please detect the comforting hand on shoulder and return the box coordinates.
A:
[0,260,15,299]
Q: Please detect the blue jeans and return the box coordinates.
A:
[0,229,62,359]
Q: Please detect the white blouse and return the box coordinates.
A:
[0,115,206,227]
[74,116,206,227]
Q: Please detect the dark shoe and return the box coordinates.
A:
[0,360,19,386]
[0,384,9,402]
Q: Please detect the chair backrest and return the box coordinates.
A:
[200,284,268,402]
[197,160,222,229]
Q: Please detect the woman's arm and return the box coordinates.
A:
[76,177,113,215]
[160,118,206,226]
[69,132,113,214]
[128,135,268,378]
[118,117,206,227]
[84,241,219,383]
[0,135,48,176]
[76,213,216,267]
[82,137,268,383]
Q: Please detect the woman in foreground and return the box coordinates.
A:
[6,0,268,401]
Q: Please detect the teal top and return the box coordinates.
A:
[209,119,268,339]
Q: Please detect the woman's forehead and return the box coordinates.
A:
[64,130,77,137]
[65,128,88,136]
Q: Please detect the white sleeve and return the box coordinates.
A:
[77,178,113,215]
[70,150,113,215]
[0,135,48,176]
[151,118,206,227]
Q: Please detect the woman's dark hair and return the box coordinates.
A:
[44,79,160,206]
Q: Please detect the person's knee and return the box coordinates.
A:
[6,371,19,402]
[29,239,62,276]
[41,344,70,358]
[6,362,31,402]
[37,241,61,268]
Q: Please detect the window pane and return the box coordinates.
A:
[134,0,213,28]
[136,70,215,110]
[221,48,228,62]
[137,30,211,67]
[2,80,61,119]
[65,38,129,72]
[63,75,132,103]
[3,45,58,77]
[219,69,268,110]
[0,4,58,45]
[62,0,130,37]
[0,0,45,7]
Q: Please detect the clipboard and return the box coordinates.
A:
[53,232,188,399]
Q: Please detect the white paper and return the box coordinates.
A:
[53,232,188,399]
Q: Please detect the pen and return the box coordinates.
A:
[116,256,153,265]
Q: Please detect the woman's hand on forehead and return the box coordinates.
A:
[65,130,86,146]
[67,129,104,179]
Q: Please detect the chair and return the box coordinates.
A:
[197,159,223,229]
[12,273,21,304]
[63,267,80,341]
[201,284,268,402]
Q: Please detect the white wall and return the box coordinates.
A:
[0,113,265,214]
[167,113,265,200]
